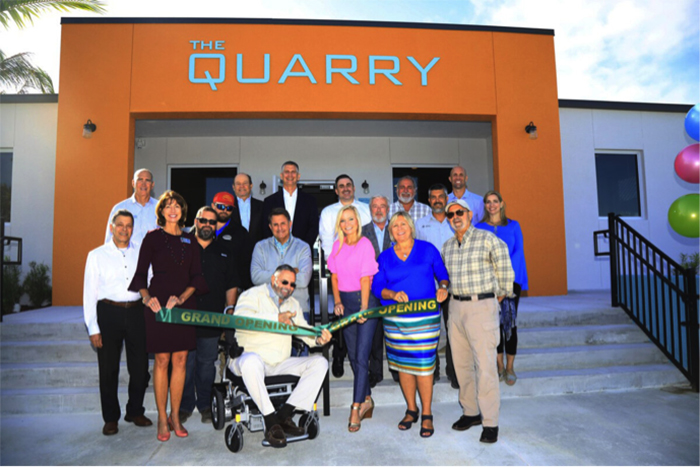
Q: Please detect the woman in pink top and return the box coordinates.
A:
[328,205,379,433]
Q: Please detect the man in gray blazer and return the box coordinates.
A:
[361,195,398,386]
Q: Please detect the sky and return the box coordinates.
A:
[1,0,698,103]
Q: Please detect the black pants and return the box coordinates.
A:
[440,299,455,380]
[496,283,522,356]
[369,318,385,380]
[96,302,149,423]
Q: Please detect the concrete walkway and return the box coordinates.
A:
[1,387,697,465]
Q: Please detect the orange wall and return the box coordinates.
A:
[54,22,566,304]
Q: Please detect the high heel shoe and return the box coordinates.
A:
[398,409,419,431]
[360,397,375,420]
[348,404,361,433]
[157,420,170,442]
[167,416,188,438]
[420,414,434,438]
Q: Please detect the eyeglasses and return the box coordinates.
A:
[280,280,297,288]
[446,210,467,219]
[196,218,217,225]
[215,203,234,212]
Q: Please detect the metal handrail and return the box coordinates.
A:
[594,213,699,391]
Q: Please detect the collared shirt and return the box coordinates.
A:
[197,240,239,337]
[216,219,230,237]
[387,200,431,221]
[415,213,454,251]
[237,196,251,231]
[105,195,158,247]
[273,235,291,257]
[83,240,142,336]
[442,225,514,298]
[283,188,298,223]
[373,222,387,253]
[319,200,372,257]
[447,189,485,225]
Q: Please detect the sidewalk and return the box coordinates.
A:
[1,387,697,465]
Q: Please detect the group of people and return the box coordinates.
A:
[83,161,528,447]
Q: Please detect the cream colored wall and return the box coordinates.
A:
[0,103,57,277]
[134,135,493,203]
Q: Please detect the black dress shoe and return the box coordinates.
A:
[124,414,153,427]
[178,410,192,424]
[449,376,460,389]
[480,426,499,443]
[278,416,305,437]
[391,370,400,383]
[265,424,287,448]
[102,421,118,436]
[452,414,482,431]
[332,357,345,378]
[369,374,382,388]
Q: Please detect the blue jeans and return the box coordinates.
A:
[340,291,379,404]
[182,336,219,413]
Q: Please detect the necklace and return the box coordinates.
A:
[161,229,186,266]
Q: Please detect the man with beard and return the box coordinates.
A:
[180,207,239,424]
[387,175,430,220]
[105,168,158,247]
[228,265,332,448]
[211,191,254,290]
[361,195,395,386]
[442,199,514,444]
[416,184,458,388]
[447,166,485,225]
[319,174,371,258]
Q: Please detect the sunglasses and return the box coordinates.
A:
[280,280,297,288]
[446,210,467,219]
[196,218,217,226]
[215,203,234,212]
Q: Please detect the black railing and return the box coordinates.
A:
[594,213,699,391]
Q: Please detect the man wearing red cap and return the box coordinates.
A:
[212,192,254,290]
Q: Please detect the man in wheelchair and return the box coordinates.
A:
[227,264,332,448]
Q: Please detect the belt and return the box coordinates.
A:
[100,299,142,308]
[451,293,495,302]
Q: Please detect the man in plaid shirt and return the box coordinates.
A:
[441,199,514,444]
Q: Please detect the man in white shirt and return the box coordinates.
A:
[105,168,158,246]
[233,173,265,242]
[387,175,431,220]
[228,265,331,448]
[318,174,371,258]
[447,166,485,225]
[84,209,152,436]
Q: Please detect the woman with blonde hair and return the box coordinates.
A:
[327,205,379,432]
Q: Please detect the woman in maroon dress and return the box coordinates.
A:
[129,191,208,442]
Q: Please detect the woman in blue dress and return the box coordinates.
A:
[475,190,528,386]
[372,211,449,438]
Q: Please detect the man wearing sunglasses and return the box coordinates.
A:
[211,191,254,290]
[228,265,332,448]
[442,199,514,444]
[181,207,240,424]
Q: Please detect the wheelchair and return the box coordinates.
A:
[210,332,321,453]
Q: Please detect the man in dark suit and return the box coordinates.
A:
[361,195,399,386]
[232,173,265,243]
[262,161,319,249]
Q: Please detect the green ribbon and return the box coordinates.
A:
[155,299,438,337]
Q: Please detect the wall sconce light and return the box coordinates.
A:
[525,121,538,140]
[259,180,267,196]
[82,119,97,139]
[362,180,370,194]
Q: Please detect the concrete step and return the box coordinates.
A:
[1,340,97,363]
[515,307,632,328]
[517,324,647,348]
[0,362,155,389]
[0,322,86,342]
[1,363,688,415]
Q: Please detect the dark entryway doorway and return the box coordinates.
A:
[392,167,452,205]
[170,166,237,226]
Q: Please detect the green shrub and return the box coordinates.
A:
[22,261,52,308]
[680,252,700,274]
[2,257,23,314]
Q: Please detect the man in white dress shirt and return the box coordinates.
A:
[318,174,371,258]
[105,168,158,246]
[387,175,431,220]
[84,209,152,436]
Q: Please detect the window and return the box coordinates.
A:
[1,152,12,223]
[595,153,642,217]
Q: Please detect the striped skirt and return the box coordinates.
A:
[383,313,441,376]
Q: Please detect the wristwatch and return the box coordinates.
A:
[440,284,448,290]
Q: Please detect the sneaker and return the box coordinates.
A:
[200,408,212,424]
[480,426,499,443]
[452,414,482,431]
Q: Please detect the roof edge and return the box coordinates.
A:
[0,94,58,104]
[559,99,692,113]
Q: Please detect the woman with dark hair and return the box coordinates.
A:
[129,190,208,442]
[475,190,528,386]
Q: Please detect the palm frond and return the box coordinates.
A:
[0,49,55,93]
[0,0,106,29]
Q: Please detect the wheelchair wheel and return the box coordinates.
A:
[211,386,226,431]
[299,413,320,440]
[225,424,244,453]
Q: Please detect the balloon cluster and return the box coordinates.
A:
[668,104,699,238]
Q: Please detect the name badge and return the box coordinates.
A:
[222,235,232,241]
[180,237,191,244]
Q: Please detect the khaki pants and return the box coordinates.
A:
[448,297,500,427]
